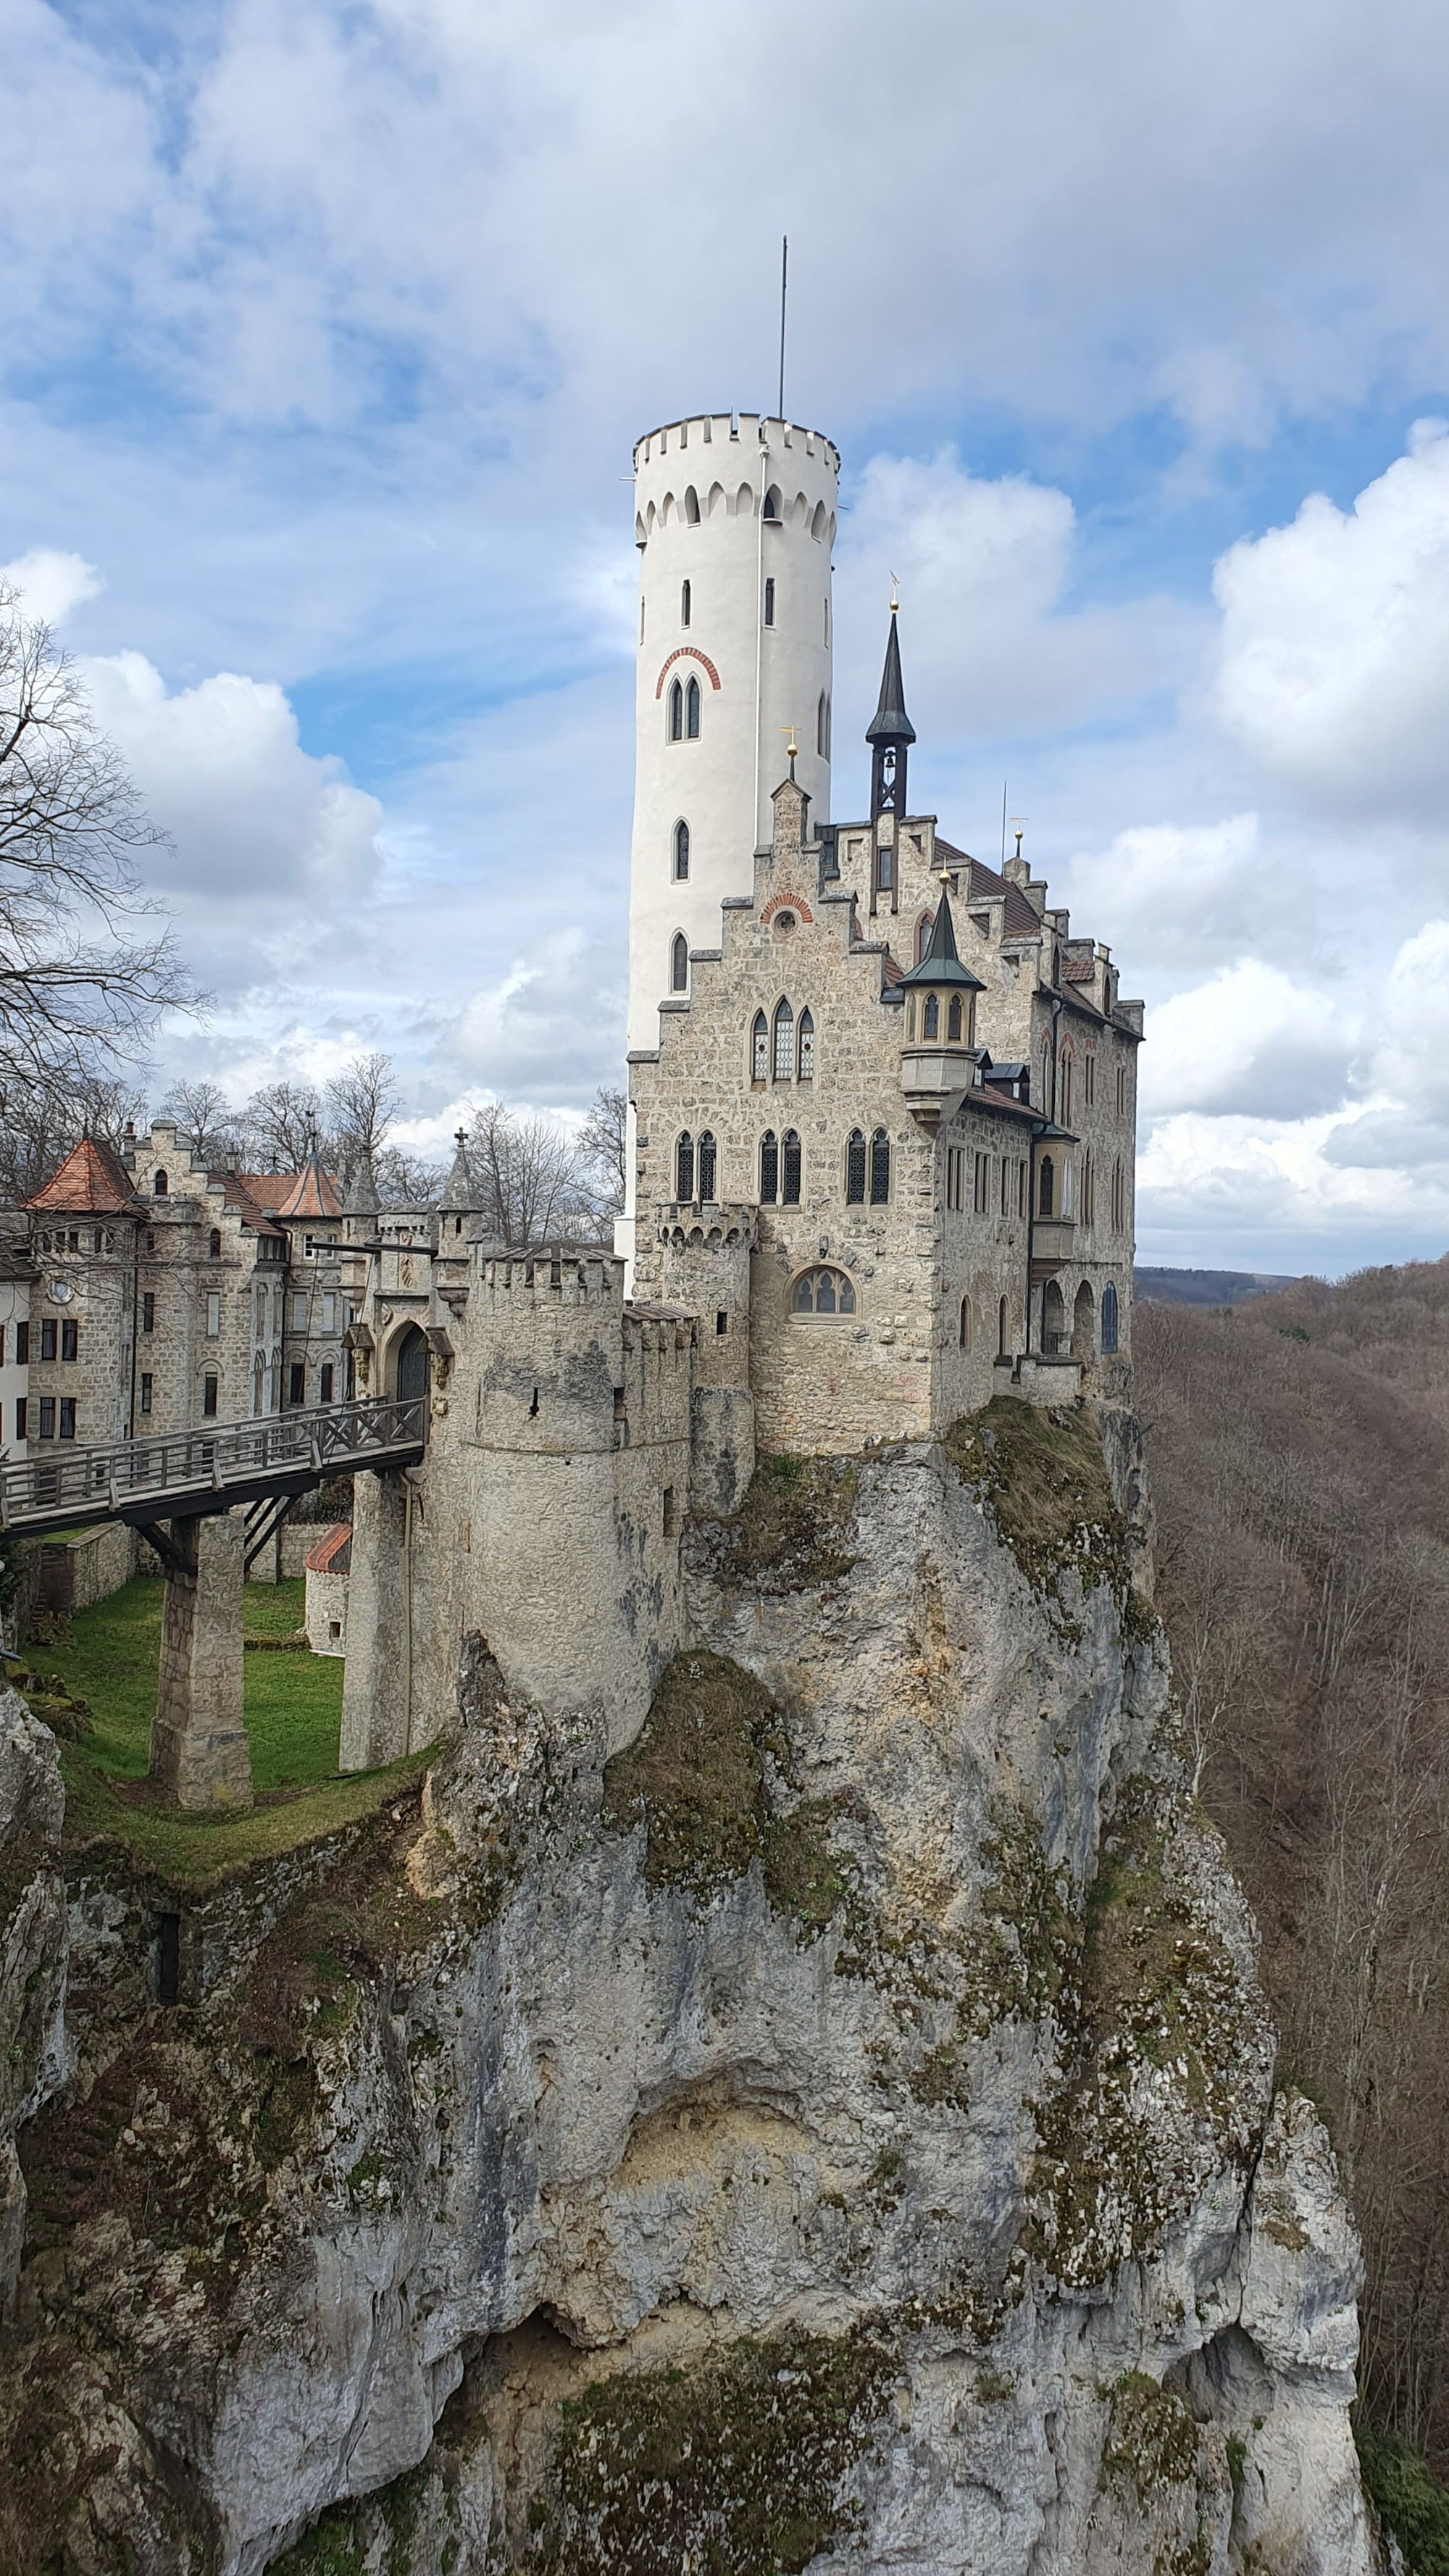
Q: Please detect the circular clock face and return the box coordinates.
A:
[48,1278,73,1304]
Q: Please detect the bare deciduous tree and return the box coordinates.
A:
[241,1080,323,1172]
[0,585,194,1103]
[580,1083,627,1217]
[468,1100,598,1247]
[325,1051,398,1182]
[156,1077,242,1170]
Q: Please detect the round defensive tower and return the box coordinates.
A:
[626,412,840,1053]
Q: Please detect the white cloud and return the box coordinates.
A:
[1061,814,1264,976]
[1,548,101,624]
[1142,959,1356,1121]
[1211,422,1449,814]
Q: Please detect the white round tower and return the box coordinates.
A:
[625,412,840,1053]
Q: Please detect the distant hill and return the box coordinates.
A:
[1134,1266,1301,1306]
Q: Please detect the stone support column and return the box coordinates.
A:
[339,1468,410,1774]
[148,1509,252,1810]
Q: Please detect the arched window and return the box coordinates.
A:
[1082,1153,1095,1224]
[845,1129,866,1204]
[759,1130,779,1203]
[697,1130,717,1201]
[773,998,794,1080]
[209,1227,222,1257]
[751,1012,769,1081]
[671,933,689,993]
[923,993,939,1039]
[1039,1154,1054,1217]
[817,690,830,757]
[781,1130,801,1204]
[676,1132,695,1201]
[1072,1280,1095,1361]
[914,914,932,965]
[764,577,775,627]
[998,1296,1009,1356]
[680,578,691,627]
[764,484,780,520]
[669,679,684,741]
[686,676,701,738]
[684,486,699,525]
[1102,1283,1120,1355]
[153,1170,168,1197]
[1040,1041,1051,1109]
[959,1294,972,1350]
[869,1129,890,1205]
[1060,1054,1073,1124]
[791,1264,856,1319]
[1111,1159,1125,1230]
[948,995,963,1042]
[797,1008,814,1080]
[673,820,690,880]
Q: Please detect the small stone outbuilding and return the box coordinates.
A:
[303,1524,351,1656]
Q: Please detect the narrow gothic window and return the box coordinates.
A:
[1082,1154,1095,1224]
[669,679,684,741]
[923,994,939,1039]
[845,1129,866,1204]
[684,486,699,523]
[764,484,780,520]
[782,1130,801,1204]
[153,1170,167,1196]
[797,1009,814,1080]
[869,1129,890,1205]
[671,933,688,992]
[914,914,931,964]
[1061,1055,1073,1123]
[1102,1283,1120,1354]
[1039,1154,1054,1217]
[752,1012,769,1081]
[759,1130,779,1202]
[681,578,691,626]
[959,1295,972,1350]
[697,1130,717,1201]
[209,1227,222,1256]
[773,998,794,1080]
[948,995,963,1041]
[686,676,701,738]
[764,577,775,627]
[674,820,690,880]
[998,1296,1010,1356]
[817,690,830,757]
[676,1132,695,1200]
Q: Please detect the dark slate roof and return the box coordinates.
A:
[898,887,986,991]
[865,611,916,745]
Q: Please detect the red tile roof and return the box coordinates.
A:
[273,1161,343,1221]
[214,1176,285,1239]
[304,1522,352,1575]
[27,1137,138,1215]
[1064,958,1095,983]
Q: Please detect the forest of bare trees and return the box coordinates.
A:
[1139,1269,1449,2480]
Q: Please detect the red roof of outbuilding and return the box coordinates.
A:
[27,1138,138,1215]
[304,1522,352,1575]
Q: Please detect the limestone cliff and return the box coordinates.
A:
[0,1406,1381,2572]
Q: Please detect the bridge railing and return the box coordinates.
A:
[0,1395,427,1532]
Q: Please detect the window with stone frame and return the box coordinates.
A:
[59,1399,75,1440]
[697,1130,717,1201]
[869,1128,890,1204]
[1039,1154,1055,1217]
[668,679,684,741]
[797,1009,814,1080]
[759,1130,779,1203]
[686,675,701,738]
[790,1264,856,1319]
[1102,1283,1120,1354]
[751,1012,769,1081]
[671,933,689,993]
[772,998,794,1080]
[781,1130,801,1204]
[676,1132,695,1201]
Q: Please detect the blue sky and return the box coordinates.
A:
[7,0,1449,1272]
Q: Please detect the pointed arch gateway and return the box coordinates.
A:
[395,1325,428,1404]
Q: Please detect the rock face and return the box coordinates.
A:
[0,1408,1380,2573]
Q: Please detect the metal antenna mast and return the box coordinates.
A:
[777,235,788,420]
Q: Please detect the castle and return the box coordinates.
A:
[11,407,1140,1783]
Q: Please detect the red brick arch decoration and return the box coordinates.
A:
[654,648,722,698]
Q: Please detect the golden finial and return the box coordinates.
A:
[1011,815,1026,862]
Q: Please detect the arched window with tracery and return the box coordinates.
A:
[685,676,701,738]
[845,1129,866,1203]
[697,1130,717,1201]
[751,1012,769,1081]
[781,1130,801,1204]
[675,1132,695,1201]
[759,1130,778,1203]
[671,933,688,993]
[791,1264,856,1318]
[1102,1282,1120,1354]
[773,997,794,1080]
[1039,1154,1054,1217]
[673,820,690,880]
[797,1008,814,1080]
[668,679,684,741]
[869,1128,890,1204]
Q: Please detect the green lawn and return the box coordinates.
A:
[37,1575,343,1791]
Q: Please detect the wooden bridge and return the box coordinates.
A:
[0,1393,425,1560]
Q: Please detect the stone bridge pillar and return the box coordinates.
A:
[147,1509,252,1810]
[338,1467,412,1774]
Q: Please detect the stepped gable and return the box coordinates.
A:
[25,1136,138,1215]
[935,838,1043,940]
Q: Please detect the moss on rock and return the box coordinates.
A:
[533,2325,895,2575]
[601,1651,849,1938]
[946,1399,1153,1643]
[706,1454,859,1596]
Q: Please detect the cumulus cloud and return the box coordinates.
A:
[1211,422,1449,814]
[1142,959,1357,1121]
[1061,814,1264,975]
[0,548,101,623]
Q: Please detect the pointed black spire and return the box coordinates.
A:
[867,605,914,843]
[899,883,985,990]
[866,607,916,748]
